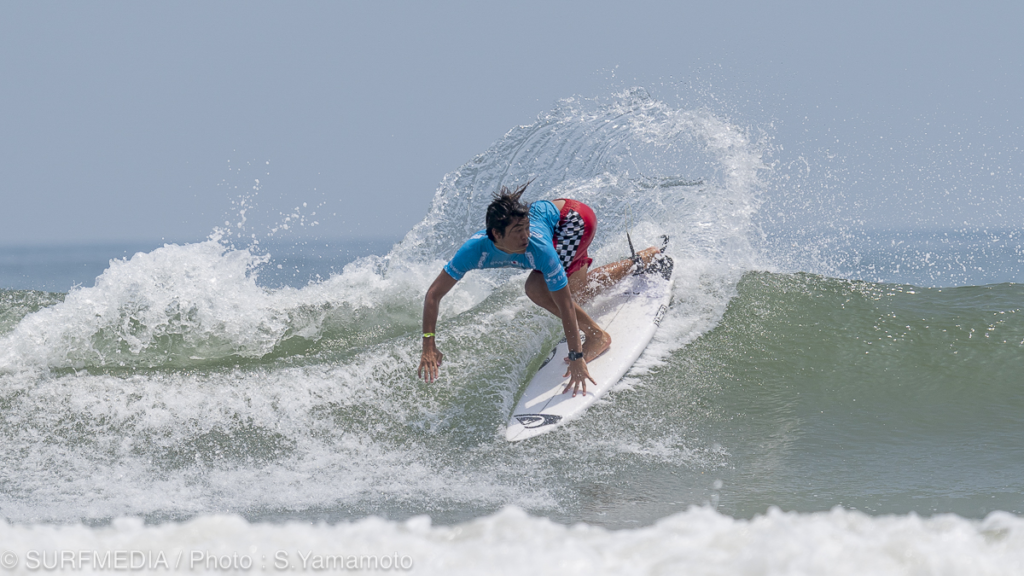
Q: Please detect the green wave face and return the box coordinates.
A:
[673,272,1024,517]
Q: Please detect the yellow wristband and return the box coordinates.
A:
[422,333,435,338]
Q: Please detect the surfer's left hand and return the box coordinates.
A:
[563,359,597,397]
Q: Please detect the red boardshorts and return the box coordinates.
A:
[552,198,597,278]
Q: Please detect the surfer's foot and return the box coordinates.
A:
[581,330,611,362]
[635,245,674,279]
[638,247,660,268]
[634,237,668,270]
[630,247,661,274]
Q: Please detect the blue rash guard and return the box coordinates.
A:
[443,200,568,291]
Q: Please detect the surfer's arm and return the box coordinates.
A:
[550,286,596,396]
[419,270,457,383]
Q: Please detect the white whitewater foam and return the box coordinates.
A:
[1,506,1021,575]
[0,236,474,373]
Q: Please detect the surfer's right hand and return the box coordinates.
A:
[563,359,597,397]
[418,346,444,383]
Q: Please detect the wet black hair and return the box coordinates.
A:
[485,182,531,241]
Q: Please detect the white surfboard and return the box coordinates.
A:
[505,256,675,441]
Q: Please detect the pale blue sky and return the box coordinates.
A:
[2,1,1021,245]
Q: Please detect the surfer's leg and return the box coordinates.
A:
[567,262,592,301]
[525,271,610,362]
[574,247,661,302]
[564,266,611,360]
[524,271,559,315]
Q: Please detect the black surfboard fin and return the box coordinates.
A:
[626,231,641,267]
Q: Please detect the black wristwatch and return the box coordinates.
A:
[567,350,584,361]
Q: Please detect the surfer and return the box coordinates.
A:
[417,182,661,396]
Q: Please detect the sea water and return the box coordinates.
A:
[2,89,1023,574]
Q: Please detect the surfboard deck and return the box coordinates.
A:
[505,256,675,441]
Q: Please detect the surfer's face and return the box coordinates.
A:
[493,217,530,254]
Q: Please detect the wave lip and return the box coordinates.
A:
[0,237,296,372]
